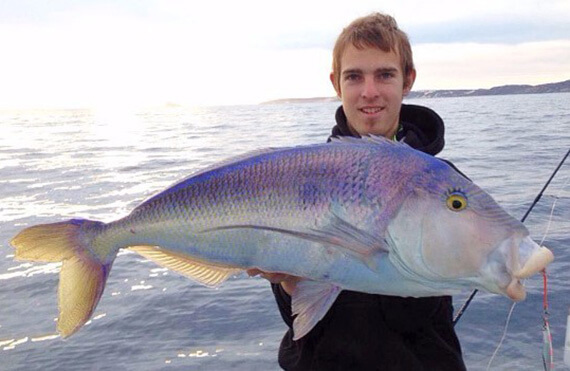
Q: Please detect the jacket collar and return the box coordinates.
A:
[329,104,445,156]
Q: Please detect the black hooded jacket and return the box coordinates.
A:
[271,104,467,371]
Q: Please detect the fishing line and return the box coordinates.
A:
[541,174,569,371]
[486,301,517,370]
[492,174,569,371]
[542,270,554,371]
[539,173,569,247]
[485,173,568,370]
[453,147,570,326]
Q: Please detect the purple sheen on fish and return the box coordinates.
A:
[10,136,554,339]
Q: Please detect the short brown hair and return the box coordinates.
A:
[331,12,414,92]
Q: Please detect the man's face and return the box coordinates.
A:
[332,44,415,138]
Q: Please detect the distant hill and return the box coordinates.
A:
[407,79,570,98]
[261,79,570,104]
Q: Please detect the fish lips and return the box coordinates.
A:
[489,236,554,301]
[514,241,554,279]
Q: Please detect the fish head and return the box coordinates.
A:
[386,161,554,301]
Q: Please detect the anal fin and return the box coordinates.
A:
[128,245,242,287]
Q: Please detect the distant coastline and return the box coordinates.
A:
[260,79,570,104]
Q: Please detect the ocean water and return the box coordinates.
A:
[0,93,569,370]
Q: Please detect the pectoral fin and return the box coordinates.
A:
[128,245,242,287]
[314,212,389,256]
[291,281,342,340]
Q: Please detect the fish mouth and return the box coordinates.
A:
[496,236,554,301]
[505,278,526,301]
[514,243,554,279]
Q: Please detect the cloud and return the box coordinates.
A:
[407,17,570,44]
[413,40,570,90]
[0,0,568,108]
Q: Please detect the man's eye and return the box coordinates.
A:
[345,74,361,81]
[378,72,394,80]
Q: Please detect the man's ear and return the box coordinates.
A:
[330,72,341,97]
[403,68,417,96]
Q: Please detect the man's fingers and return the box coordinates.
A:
[246,269,292,283]
[246,268,263,277]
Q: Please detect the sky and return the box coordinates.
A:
[0,0,569,109]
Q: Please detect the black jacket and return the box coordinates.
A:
[271,104,467,371]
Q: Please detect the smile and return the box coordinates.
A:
[360,107,383,114]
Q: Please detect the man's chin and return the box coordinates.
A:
[352,122,397,138]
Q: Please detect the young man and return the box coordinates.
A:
[250,13,467,370]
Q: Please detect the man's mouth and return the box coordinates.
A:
[360,107,384,115]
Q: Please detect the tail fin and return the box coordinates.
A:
[10,219,113,338]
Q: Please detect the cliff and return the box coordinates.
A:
[407,79,570,99]
[261,79,570,104]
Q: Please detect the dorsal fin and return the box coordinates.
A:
[329,134,410,148]
[128,245,242,287]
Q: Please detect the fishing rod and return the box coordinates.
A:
[453,147,570,326]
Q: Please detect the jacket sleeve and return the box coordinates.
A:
[271,283,295,328]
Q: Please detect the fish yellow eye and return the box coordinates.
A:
[446,193,467,211]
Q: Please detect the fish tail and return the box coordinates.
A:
[10,219,114,338]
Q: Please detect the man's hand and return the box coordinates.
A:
[246,268,301,295]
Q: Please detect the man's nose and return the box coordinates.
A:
[361,77,380,99]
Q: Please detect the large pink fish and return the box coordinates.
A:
[11,136,553,339]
